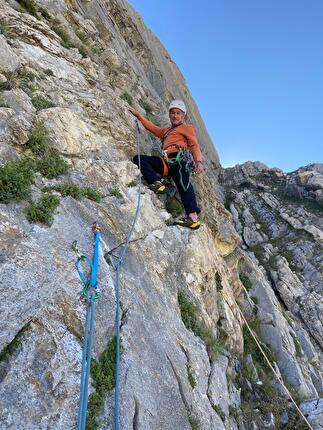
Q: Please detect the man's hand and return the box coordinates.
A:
[128,107,140,118]
[195,161,203,174]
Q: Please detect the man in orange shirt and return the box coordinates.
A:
[129,99,203,230]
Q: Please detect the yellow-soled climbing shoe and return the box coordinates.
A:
[172,216,201,230]
[148,180,167,194]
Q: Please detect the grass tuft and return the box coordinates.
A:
[87,336,119,430]
[25,193,60,225]
[186,363,196,389]
[121,92,133,105]
[139,99,153,116]
[75,30,89,44]
[109,187,122,198]
[212,404,225,421]
[31,94,55,110]
[290,331,303,357]
[188,413,200,430]
[0,323,31,362]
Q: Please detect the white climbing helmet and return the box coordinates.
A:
[168,99,187,115]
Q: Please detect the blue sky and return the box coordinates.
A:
[129,0,323,172]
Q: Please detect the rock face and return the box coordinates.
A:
[0,2,322,430]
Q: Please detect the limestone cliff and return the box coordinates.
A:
[0,1,322,429]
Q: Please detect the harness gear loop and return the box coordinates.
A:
[164,148,196,191]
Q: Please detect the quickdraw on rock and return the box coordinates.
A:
[72,222,101,430]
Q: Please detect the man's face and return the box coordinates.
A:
[169,108,185,126]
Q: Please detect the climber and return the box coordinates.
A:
[129,99,203,230]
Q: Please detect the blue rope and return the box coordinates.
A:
[114,120,142,430]
[74,227,101,430]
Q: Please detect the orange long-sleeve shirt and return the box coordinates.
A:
[137,115,202,163]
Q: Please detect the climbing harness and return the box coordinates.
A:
[221,286,314,430]
[72,222,101,430]
[164,148,196,191]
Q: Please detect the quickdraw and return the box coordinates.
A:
[72,222,101,430]
[164,148,196,191]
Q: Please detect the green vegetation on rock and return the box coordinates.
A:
[0,322,31,362]
[290,331,303,357]
[212,404,225,421]
[239,273,252,291]
[25,193,60,225]
[186,363,196,389]
[31,94,55,110]
[27,123,70,179]
[16,0,38,17]
[120,92,133,105]
[0,158,35,203]
[178,290,224,361]
[188,413,200,430]
[109,187,123,198]
[87,336,119,430]
[242,317,276,374]
[46,183,104,202]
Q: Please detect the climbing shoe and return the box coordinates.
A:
[148,180,167,194]
[172,216,201,230]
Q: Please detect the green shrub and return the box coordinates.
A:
[35,154,69,179]
[87,336,119,430]
[25,193,60,225]
[16,0,38,17]
[47,183,104,202]
[26,123,50,155]
[27,124,70,178]
[239,273,252,291]
[0,158,35,203]
[31,94,55,110]
[0,323,30,362]
[120,92,133,105]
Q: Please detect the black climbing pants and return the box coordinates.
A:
[132,154,200,215]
